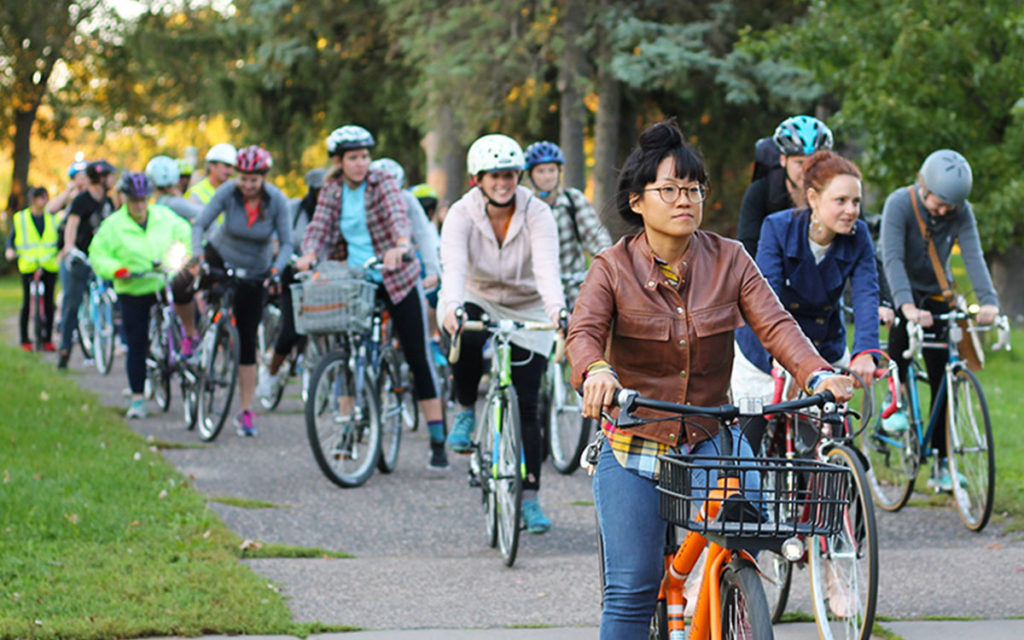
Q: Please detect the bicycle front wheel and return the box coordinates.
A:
[720,558,773,640]
[860,372,917,512]
[94,292,117,375]
[809,444,878,640]
[257,305,286,411]
[947,367,995,532]
[376,350,407,474]
[197,321,239,442]
[146,314,171,413]
[77,294,95,359]
[548,359,589,474]
[306,349,380,488]
[494,386,523,567]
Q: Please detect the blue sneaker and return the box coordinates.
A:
[881,409,909,433]
[928,459,967,493]
[447,410,474,453]
[522,500,551,534]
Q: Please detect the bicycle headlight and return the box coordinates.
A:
[165,242,188,271]
[781,536,804,561]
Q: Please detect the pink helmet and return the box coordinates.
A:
[236,145,273,174]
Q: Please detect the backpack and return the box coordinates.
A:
[751,137,780,183]
[563,188,582,244]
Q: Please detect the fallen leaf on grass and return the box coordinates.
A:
[986,542,1002,549]
[2,469,8,483]
[131,521,141,526]
[39,391,49,401]
[240,539,263,551]
[158,489,168,499]
[202,529,211,539]
[64,513,79,525]
[133,452,141,461]
[32,474,42,480]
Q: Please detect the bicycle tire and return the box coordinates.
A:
[257,306,286,411]
[301,335,328,404]
[77,292,94,359]
[305,348,381,488]
[755,416,794,622]
[94,292,116,376]
[376,350,406,474]
[495,385,523,567]
[197,320,239,442]
[548,359,589,474]
[860,372,917,512]
[472,393,498,549]
[146,314,171,413]
[808,444,878,640]
[182,367,199,430]
[720,558,774,640]
[947,367,995,532]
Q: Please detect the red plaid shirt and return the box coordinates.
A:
[302,168,418,303]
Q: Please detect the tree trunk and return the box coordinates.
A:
[990,249,1024,323]
[7,106,37,214]
[592,66,621,233]
[437,104,465,206]
[558,0,586,191]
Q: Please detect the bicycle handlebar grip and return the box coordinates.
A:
[447,308,466,364]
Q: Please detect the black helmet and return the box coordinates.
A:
[85,160,116,182]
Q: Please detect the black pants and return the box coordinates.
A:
[273,265,304,358]
[384,283,439,401]
[451,303,548,491]
[20,270,57,345]
[887,297,953,457]
[120,293,157,394]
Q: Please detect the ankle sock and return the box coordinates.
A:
[427,419,445,442]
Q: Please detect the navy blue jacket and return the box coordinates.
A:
[736,208,880,373]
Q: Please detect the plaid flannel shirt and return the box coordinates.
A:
[302,169,418,304]
[553,188,612,277]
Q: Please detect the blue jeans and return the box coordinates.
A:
[59,259,91,354]
[593,427,758,639]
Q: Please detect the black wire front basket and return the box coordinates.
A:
[657,452,851,550]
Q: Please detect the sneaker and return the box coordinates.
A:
[447,410,475,453]
[126,398,147,420]
[928,459,967,493]
[20,343,32,352]
[256,371,280,399]
[881,409,909,434]
[235,410,257,437]
[428,443,450,471]
[57,351,69,370]
[42,342,56,352]
[522,500,551,534]
[825,560,855,618]
[180,335,195,358]
[82,358,94,367]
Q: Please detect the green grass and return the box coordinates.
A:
[0,275,351,639]
[210,496,289,509]
[240,543,352,560]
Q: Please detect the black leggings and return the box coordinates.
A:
[887,297,953,457]
[120,293,156,394]
[19,270,57,345]
[451,303,548,491]
[171,246,265,366]
[385,283,439,401]
[273,265,304,357]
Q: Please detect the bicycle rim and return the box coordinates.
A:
[147,317,171,412]
[548,360,588,474]
[376,354,405,474]
[95,296,116,375]
[720,559,773,640]
[198,322,239,441]
[305,350,380,488]
[496,386,523,567]
[257,308,283,411]
[77,300,94,358]
[181,369,199,430]
[947,368,995,531]
[809,445,878,640]
[860,377,916,512]
[474,393,498,548]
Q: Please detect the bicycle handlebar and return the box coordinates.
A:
[610,388,837,426]
[447,309,565,365]
[903,311,1012,360]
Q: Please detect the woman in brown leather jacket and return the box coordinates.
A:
[566,120,854,639]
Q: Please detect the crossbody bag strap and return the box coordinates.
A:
[908,186,955,302]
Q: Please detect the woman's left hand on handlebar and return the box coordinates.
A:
[976,304,999,325]
[382,245,408,269]
[814,373,856,403]
[878,305,895,328]
[848,353,876,389]
[582,371,621,419]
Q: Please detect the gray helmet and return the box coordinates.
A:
[920,149,972,207]
[304,168,327,189]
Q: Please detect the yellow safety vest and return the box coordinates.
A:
[186,178,216,205]
[12,208,59,274]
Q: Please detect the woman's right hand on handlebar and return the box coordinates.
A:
[813,373,856,403]
[295,253,317,272]
[582,371,622,420]
[442,309,461,336]
[901,303,933,328]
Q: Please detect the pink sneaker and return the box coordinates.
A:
[181,335,195,357]
[235,410,257,437]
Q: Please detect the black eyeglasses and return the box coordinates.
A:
[644,183,707,204]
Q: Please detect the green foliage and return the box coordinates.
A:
[738,0,1024,251]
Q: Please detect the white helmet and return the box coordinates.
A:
[369,158,405,188]
[205,142,237,166]
[145,155,180,188]
[467,134,524,176]
[326,125,375,156]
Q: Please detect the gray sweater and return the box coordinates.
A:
[192,179,292,276]
[402,190,440,279]
[880,185,998,309]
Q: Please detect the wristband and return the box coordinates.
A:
[805,369,836,393]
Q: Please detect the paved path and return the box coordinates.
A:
[59,345,1024,637]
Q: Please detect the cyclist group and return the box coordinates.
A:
[8,112,1004,638]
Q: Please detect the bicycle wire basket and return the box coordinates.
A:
[656,453,851,549]
[291,273,377,336]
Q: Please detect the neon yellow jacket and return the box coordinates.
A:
[88,204,192,296]
[186,177,216,205]
[12,208,60,274]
